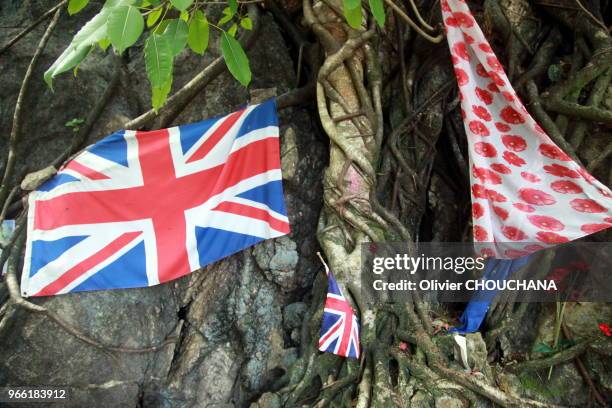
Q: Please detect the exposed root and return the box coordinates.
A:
[541,49,612,124]
[383,0,443,43]
[0,8,61,208]
[1,216,177,355]
[0,0,67,55]
[525,80,581,164]
[509,337,601,372]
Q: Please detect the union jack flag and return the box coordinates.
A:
[21,99,289,297]
[318,255,360,359]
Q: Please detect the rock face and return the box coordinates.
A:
[0,2,326,407]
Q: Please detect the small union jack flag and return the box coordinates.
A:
[318,253,360,359]
[21,99,289,297]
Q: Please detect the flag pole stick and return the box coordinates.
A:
[316,251,330,273]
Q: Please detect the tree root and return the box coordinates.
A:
[383,0,443,43]
[1,216,178,355]
[587,142,612,173]
[509,337,598,372]
[561,323,607,406]
[0,0,67,56]
[0,185,19,231]
[541,50,612,124]
[0,8,61,209]
[569,68,611,150]
[525,80,581,164]
[354,358,372,408]
[516,27,562,88]
[434,363,563,408]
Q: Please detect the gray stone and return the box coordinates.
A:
[193,343,241,407]
[283,302,307,330]
[465,333,494,382]
[249,392,282,408]
[253,236,299,291]
[281,347,299,369]
[290,328,301,344]
[281,127,298,182]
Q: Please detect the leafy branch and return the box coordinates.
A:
[47,0,442,109]
[47,0,254,109]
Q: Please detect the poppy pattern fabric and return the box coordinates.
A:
[442,0,612,258]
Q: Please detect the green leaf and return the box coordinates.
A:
[220,32,251,86]
[152,77,172,110]
[368,0,385,27]
[107,5,144,54]
[104,0,135,8]
[343,1,362,29]
[68,0,89,15]
[180,10,189,21]
[44,7,113,87]
[218,7,233,25]
[147,7,163,27]
[229,0,238,14]
[228,23,237,37]
[187,10,209,55]
[65,117,85,127]
[533,342,554,354]
[170,0,193,11]
[153,19,171,34]
[240,16,253,30]
[162,19,189,56]
[144,34,173,87]
[98,38,111,50]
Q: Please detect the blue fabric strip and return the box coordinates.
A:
[450,255,531,334]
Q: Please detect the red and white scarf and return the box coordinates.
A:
[441,0,612,258]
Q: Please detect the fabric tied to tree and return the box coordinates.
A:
[318,254,361,359]
[21,99,290,297]
[441,0,612,259]
[441,0,611,333]
[450,255,531,333]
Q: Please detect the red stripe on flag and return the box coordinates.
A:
[212,201,290,234]
[325,297,353,315]
[207,138,282,200]
[32,231,142,297]
[186,109,246,163]
[338,312,353,357]
[319,317,343,346]
[64,160,110,180]
[325,296,355,356]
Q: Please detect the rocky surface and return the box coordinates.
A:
[0,1,326,407]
